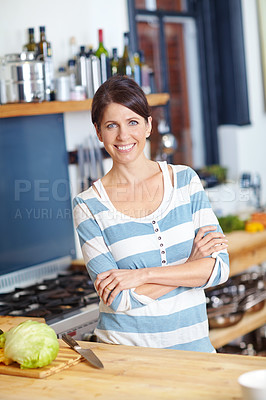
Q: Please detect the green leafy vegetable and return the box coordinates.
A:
[218,215,245,233]
[3,320,59,369]
[0,329,5,348]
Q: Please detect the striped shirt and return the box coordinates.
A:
[73,162,229,352]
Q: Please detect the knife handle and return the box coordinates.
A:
[62,334,80,350]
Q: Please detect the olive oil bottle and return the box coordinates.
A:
[24,28,37,55]
[118,32,133,78]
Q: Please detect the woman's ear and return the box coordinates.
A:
[94,123,103,142]
[146,116,152,138]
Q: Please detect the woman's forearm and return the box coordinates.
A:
[134,283,176,299]
[136,257,216,295]
[95,257,216,305]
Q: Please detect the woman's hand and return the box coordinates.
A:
[95,268,146,306]
[187,226,228,262]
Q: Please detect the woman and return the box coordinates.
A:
[73,75,229,352]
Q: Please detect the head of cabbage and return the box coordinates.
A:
[0,320,59,369]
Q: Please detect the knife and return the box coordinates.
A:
[62,334,104,369]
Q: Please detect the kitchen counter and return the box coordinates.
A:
[226,229,266,276]
[209,230,266,348]
[1,340,266,400]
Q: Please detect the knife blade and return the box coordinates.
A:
[62,334,104,369]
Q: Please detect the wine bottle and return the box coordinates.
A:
[37,26,54,100]
[133,51,142,86]
[38,26,49,59]
[110,48,119,76]
[95,29,110,83]
[24,28,37,54]
[118,32,133,77]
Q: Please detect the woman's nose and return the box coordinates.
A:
[116,125,129,141]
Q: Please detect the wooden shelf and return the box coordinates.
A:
[210,302,266,349]
[0,93,170,119]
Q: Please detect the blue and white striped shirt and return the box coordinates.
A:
[73,162,229,352]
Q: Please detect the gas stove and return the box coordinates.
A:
[0,258,100,340]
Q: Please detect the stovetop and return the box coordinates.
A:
[0,270,99,324]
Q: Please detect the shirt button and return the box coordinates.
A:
[162,260,166,264]
[155,228,159,232]
[161,251,165,254]
[160,243,163,247]
[158,236,161,240]
[152,220,156,224]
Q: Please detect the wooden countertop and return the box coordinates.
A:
[226,230,266,276]
[1,297,266,400]
[1,340,266,399]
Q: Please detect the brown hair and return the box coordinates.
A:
[91,75,151,130]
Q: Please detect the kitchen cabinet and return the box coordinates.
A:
[209,230,266,349]
[0,93,170,118]
[0,317,266,400]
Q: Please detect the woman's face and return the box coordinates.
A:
[95,102,152,165]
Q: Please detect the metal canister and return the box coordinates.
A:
[55,75,71,101]
[3,52,45,103]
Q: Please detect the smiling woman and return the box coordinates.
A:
[94,102,152,165]
[73,75,230,352]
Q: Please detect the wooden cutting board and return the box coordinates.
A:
[0,316,83,378]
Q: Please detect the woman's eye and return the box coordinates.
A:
[107,123,117,129]
[129,120,138,126]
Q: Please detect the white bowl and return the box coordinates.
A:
[238,370,266,400]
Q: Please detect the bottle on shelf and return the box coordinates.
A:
[95,29,110,83]
[86,45,101,98]
[118,32,133,78]
[76,46,88,96]
[69,36,78,60]
[23,28,37,55]
[37,26,49,59]
[87,46,94,58]
[110,48,119,76]
[67,59,76,90]
[139,50,152,94]
[133,51,142,86]
[37,26,55,100]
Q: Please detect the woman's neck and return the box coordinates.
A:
[105,157,158,186]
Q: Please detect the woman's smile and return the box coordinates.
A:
[114,143,136,152]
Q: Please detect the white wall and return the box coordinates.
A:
[0,0,128,70]
[218,0,266,206]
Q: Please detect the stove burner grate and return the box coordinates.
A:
[0,269,99,322]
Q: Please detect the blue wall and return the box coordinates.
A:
[0,113,76,275]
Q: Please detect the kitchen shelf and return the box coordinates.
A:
[209,302,266,349]
[0,93,170,119]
